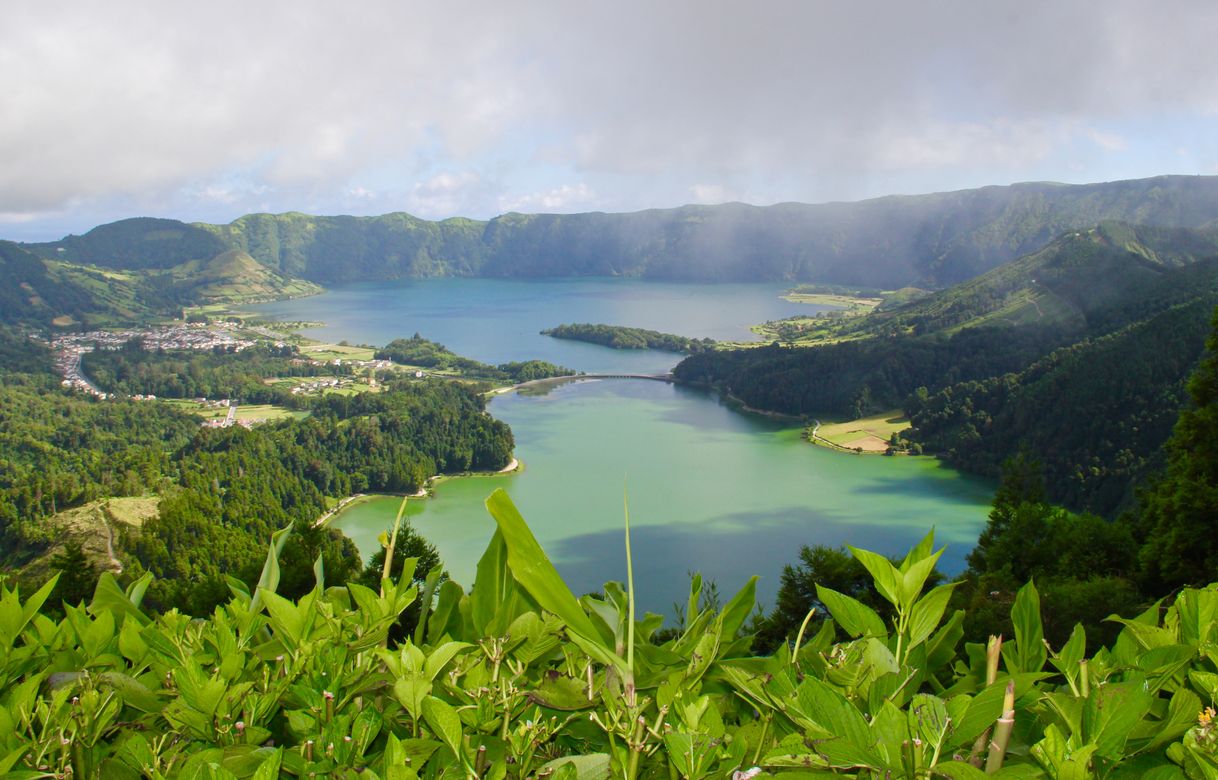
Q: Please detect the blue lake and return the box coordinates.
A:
[251,279,993,614]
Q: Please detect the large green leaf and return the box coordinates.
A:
[898,550,943,608]
[908,582,957,648]
[528,672,597,710]
[717,576,758,640]
[89,573,150,628]
[1007,580,1047,674]
[470,527,512,635]
[796,677,881,768]
[539,754,611,780]
[248,525,292,616]
[849,546,900,607]
[484,490,619,666]
[422,695,469,770]
[1083,681,1154,760]
[816,585,887,638]
[426,579,464,642]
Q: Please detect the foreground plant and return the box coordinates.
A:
[0,487,1215,778]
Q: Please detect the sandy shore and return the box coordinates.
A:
[313,493,369,527]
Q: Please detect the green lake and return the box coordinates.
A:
[253,278,994,614]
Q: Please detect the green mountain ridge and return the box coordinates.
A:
[838,221,1218,338]
[23,174,1218,288]
[0,241,323,327]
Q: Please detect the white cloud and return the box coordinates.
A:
[406,171,489,218]
[0,211,39,224]
[689,185,726,204]
[873,120,1065,170]
[499,183,594,213]
[1088,130,1129,152]
[3,0,1218,234]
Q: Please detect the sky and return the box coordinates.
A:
[2,1,1218,241]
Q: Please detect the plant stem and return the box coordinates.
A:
[751,714,771,766]
[380,494,408,598]
[791,607,817,671]
[969,635,1003,768]
[985,681,1016,774]
[624,480,636,707]
[626,715,645,780]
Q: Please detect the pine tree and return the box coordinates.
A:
[49,541,99,607]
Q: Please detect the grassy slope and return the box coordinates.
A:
[17,496,160,581]
[161,249,323,304]
[812,410,910,452]
[0,241,323,328]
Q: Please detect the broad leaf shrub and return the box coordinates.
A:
[1,488,1217,778]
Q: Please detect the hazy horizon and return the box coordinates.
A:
[16,172,1217,245]
[4,2,1218,241]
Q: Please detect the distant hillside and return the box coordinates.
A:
[22,174,1218,288]
[29,217,229,270]
[0,240,145,328]
[0,240,319,328]
[908,295,1218,516]
[832,221,1218,339]
[156,249,323,305]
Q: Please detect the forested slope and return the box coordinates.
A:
[0,330,514,614]
[676,224,1218,515]
[909,297,1217,515]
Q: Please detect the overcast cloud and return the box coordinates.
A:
[2,1,1217,239]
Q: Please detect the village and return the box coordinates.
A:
[46,323,259,401]
[42,324,428,426]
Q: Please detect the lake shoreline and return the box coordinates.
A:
[318,457,522,528]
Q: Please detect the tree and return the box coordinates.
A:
[49,541,99,608]
[956,452,1141,645]
[359,523,445,642]
[1138,305,1218,591]
[966,452,1047,576]
[757,544,890,652]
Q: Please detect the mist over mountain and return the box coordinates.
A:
[22,174,1218,289]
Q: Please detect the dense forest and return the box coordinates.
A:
[676,224,1218,515]
[542,322,716,353]
[758,304,1218,660]
[0,329,514,614]
[129,380,513,613]
[374,334,573,382]
[907,298,1216,516]
[0,370,200,547]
